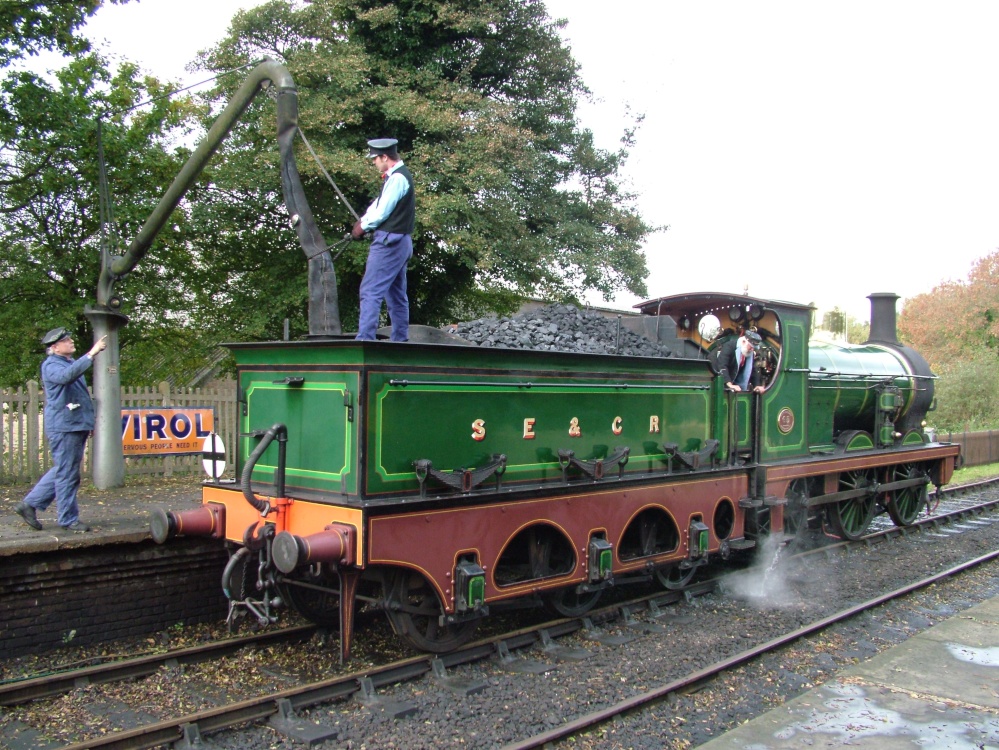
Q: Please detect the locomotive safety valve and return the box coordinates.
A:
[150,503,225,544]
[455,559,487,612]
[271,523,356,574]
[688,521,710,560]
[587,538,614,582]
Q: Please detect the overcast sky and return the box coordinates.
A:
[77,0,999,321]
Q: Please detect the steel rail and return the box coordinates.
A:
[500,547,999,750]
[0,625,315,706]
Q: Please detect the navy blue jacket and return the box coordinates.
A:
[41,354,96,434]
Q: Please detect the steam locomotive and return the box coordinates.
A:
[152,290,959,661]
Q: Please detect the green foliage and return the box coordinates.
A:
[927,354,999,432]
[899,250,999,369]
[0,52,207,385]
[0,0,109,65]
[899,250,999,430]
[192,0,659,334]
[818,307,869,344]
[1,0,659,386]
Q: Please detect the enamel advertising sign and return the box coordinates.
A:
[121,407,216,456]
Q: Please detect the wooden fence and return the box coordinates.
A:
[1,380,238,485]
[940,430,999,469]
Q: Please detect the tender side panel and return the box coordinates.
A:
[242,370,359,495]
[364,368,716,496]
[366,476,748,613]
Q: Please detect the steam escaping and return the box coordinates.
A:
[719,533,800,609]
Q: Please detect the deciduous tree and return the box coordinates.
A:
[0,0,131,66]
[899,249,999,430]
[0,53,205,385]
[188,0,659,337]
[898,249,999,369]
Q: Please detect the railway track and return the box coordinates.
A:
[2,480,998,749]
[504,549,999,749]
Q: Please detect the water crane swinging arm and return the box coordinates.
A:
[96,58,341,336]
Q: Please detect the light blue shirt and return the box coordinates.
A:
[360,161,410,231]
[734,350,755,390]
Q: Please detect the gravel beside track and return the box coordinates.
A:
[5,500,993,749]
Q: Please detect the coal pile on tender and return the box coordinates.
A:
[452,303,676,358]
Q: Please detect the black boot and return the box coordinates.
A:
[14,501,42,530]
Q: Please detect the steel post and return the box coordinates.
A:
[85,306,128,488]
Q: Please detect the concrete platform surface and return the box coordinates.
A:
[1,475,207,556]
[697,596,999,749]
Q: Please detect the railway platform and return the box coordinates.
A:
[0,474,206,556]
[698,593,999,749]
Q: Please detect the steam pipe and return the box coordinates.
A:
[241,423,288,514]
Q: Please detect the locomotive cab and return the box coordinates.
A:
[636,291,812,465]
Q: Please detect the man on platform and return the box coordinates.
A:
[14,327,107,532]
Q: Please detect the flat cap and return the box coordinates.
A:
[42,327,71,347]
[366,138,399,158]
[745,330,762,348]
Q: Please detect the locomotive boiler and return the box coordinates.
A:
[153,290,960,661]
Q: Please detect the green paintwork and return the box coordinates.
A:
[232,340,719,500]
[807,341,917,449]
[241,371,359,494]
[225,295,926,502]
[759,313,810,460]
[367,372,713,494]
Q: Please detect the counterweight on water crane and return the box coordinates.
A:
[86,59,341,489]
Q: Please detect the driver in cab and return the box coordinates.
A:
[719,330,765,394]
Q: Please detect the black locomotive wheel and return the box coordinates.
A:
[654,563,696,590]
[885,463,927,527]
[543,585,602,617]
[383,570,478,653]
[828,469,877,541]
[278,568,340,627]
[783,478,811,536]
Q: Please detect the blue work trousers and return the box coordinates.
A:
[355,230,413,341]
[23,430,88,527]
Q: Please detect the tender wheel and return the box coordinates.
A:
[278,567,340,627]
[828,469,877,540]
[543,585,602,617]
[885,463,927,527]
[655,563,696,590]
[383,570,478,653]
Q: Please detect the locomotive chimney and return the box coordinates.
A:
[866,293,900,345]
